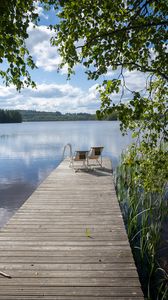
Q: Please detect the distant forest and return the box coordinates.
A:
[0,109,22,123]
[19,110,118,121]
[20,110,96,121]
[0,109,118,123]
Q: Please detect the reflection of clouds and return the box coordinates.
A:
[37,166,55,183]
[0,146,60,161]
[0,131,63,162]
[0,178,12,185]
[0,208,14,227]
[0,121,133,189]
[0,121,132,163]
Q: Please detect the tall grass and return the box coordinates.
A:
[115,152,168,299]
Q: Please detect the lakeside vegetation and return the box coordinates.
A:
[115,149,168,299]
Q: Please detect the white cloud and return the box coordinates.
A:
[26,24,66,73]
[0,83,100,113]
[26,22,148,96]
[26,22,80,75]
[34,1,48,19]
[0,69,148,113]
[104,68,147,91]
[123,70,147,91]
[27,24,50,49]
[36,7,48,20]
[94,68,148,105]
[102,68,148,103]
[104,67,118,77]
[88,84,99,100]
[0,21,149,114]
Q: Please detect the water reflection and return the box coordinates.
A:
[0,121,132,227]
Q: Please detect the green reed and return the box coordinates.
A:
[115,152,168,299]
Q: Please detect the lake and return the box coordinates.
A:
[0,121,132,227]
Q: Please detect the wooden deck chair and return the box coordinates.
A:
[71,150,89,171]
[88,146,104,167]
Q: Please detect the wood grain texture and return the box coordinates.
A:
[0,158,144,299]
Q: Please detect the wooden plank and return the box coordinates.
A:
[0,297,145,300]
[0,158,143,299]
[0,241,129,246]
[0,235,127,241]
[0,277,141,286]
[0,286,143,296]
[0,249,133,256]
[0,256,135,264]
[0,263,137,270]
[0,269,139,278]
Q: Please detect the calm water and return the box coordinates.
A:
[0,121,132,227]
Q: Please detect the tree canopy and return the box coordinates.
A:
[48,0,168,121]
[0,0,167,92]
[0,0,167,142]
[52,0,168,80]
[0,0,37,90]
[0,109,22,123]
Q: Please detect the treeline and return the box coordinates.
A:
[19,110,118,122]
[20,110,96,121]
[19,110,117,122]
[0,109,22,123]
[0,109,118,123]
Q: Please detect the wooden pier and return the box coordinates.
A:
[0,158,143,299]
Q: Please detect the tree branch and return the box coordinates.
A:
[92,61,168,81]
[76,20,168,49]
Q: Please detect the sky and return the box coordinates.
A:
[0,3,147,114]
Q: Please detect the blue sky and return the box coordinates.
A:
[0,3,147,113]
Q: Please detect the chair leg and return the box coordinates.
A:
[96,156,103,167]
[69,158,74,168]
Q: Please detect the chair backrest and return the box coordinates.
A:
[88,146,104,158]
[74,151,88,161]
